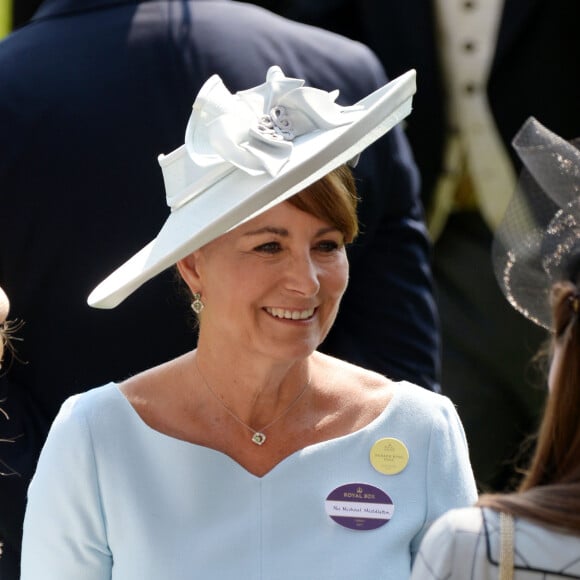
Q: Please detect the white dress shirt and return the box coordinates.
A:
[430,0,515,238]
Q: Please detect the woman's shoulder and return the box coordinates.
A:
[316,352,447,398]
[312,353,461,434]
[37,383,127,462]
[411,508,487,579]
[61,381,119,408]
[420,507,485,553]
[313,351,390,385]
[313,352,453,416]
[387,376,458,427]
[429,506,485,535]
[482,508,580,576]
[420,507,580,578]
[52,382,124,431]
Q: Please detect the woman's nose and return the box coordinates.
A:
[284,253,321,296]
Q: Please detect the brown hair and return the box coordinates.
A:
[477,280,580,532]
[287,165,359,243]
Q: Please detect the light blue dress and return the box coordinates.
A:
[21,381,477,579]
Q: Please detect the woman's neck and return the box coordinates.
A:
[190,345,313,430]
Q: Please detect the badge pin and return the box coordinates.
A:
[370,437,409,475]
[325,482,394,530]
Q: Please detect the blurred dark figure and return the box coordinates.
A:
[5,0,42,29]
[0,1,438,577]
[245,0,580,492]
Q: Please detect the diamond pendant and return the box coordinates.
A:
[251,432,267,445]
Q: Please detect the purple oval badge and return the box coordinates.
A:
[325,482,394,530]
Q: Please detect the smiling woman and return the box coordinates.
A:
[21,67,476,580]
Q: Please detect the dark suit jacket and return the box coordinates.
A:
[264,0,580,206]
[0,0,438,574]
[9,0,42,28]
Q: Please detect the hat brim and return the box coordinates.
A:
[88,70,416,309]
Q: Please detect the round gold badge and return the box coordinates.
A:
[370,437,409,475]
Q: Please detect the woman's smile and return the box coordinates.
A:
[264,306,317,321]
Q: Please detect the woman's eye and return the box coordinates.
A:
[254,241,282,254]
[315,240,341,252]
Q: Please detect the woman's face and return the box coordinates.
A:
[179,201,349,362]
[0,286,9,364]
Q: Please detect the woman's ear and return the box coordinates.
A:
[176,252,203,294]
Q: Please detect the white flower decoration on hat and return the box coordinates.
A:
[185,66,357,178]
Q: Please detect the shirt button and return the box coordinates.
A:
[464,83,478,94]
[463,41,476,52]
[463,0,476,8]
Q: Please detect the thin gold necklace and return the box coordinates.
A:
[195,357,310,446]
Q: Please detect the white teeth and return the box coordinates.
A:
[266,307,315,320]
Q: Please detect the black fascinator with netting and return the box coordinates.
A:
[492,117,580,330]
